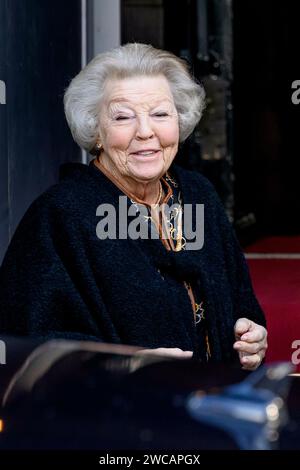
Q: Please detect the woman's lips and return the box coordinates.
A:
[129,150,161,161]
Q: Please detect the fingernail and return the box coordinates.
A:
[242,357,248,363]
[241,334,248,341]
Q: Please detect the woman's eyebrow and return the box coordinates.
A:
[108,97,174,107]
[107,101,134,113]
[108,97,130,105]
[151,100,174,108]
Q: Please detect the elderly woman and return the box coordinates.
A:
[0,43,267,369]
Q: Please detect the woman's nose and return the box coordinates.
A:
[135,115,154,140]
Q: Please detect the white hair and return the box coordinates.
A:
[64,43,205,153]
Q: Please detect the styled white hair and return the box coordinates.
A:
[64,43,205,153]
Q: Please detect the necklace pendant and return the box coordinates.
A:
[195,302,205,324]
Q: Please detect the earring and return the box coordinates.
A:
[90,141,103,156]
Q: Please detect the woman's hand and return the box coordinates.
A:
[135,347,193,359]
[234,318,268,370]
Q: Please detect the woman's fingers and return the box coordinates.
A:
[234,318,268,370]
[240,328,266,343]
[239,352,264,370]
[233,340,261,355]
[136,347,193,359]
[234,318,252,340]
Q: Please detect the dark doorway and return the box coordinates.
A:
[121,0,234,217]
[121,0,300,240]
[0,0,82,262]
[233,0,300,238]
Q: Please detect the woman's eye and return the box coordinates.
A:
[153,112,168,117]
[115,116,131,121]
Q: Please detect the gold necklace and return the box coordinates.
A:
[153,181,163,207]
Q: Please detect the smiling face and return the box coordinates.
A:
[98,75,179,186]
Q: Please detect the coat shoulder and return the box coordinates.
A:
[24,163,98,219]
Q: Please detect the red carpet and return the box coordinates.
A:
[245,235,300,253]
[245,237,300,371]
